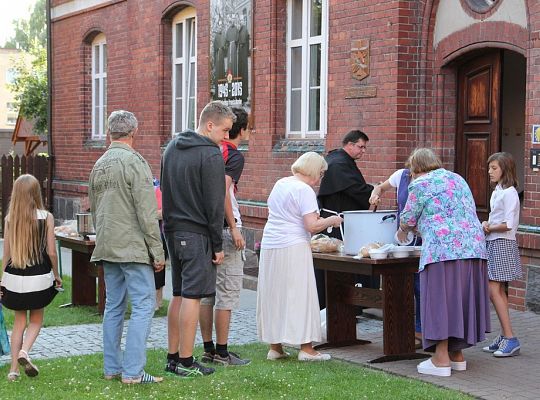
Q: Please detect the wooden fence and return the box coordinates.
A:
[1,154,52,234]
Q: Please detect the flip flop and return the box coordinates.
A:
[17,349,39,377]
[122,371,163,384]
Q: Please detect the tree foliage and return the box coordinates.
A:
[4,0,46,51]
[6,0,48,135]
[9,46,48,134]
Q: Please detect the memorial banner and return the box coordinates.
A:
[210,0,251,109]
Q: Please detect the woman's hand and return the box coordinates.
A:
[327,215,343,228]
[396,228,409,243]
[482,221,490,234]
[369,192,381,205]
[54,275,63,288]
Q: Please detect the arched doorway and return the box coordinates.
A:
[455,49,526,219]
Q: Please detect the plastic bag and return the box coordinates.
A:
[53,220,78,237]
[320,308,327,343]
[310,234,342,253]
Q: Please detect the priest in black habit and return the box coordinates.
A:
[317,130,375,308]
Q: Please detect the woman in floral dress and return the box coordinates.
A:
[400,148,490,377]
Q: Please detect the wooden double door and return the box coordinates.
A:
[456,50,502,221]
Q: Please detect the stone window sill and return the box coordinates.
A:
[272,139,325,154]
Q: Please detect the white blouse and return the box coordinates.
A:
[486,185,520,241]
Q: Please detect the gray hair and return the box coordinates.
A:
[199,101,237,127]
[291,152,328,180]
[107,110,138,140]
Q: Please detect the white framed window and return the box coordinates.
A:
[172,8,197,135]
[7,102,17,112]
[286,0,328,138]
[92,33,107,139]
[5,69,17,84]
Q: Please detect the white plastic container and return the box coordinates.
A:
[391,248,411,258]
[342,210,398,255]
[369,248,389,260]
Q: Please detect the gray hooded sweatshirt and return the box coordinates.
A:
[161,130,225,253]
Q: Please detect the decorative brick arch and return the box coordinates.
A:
[435,21,528,67]
[415,0,530,168]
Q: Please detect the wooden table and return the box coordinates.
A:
[313,251,428,363]
[55,235,105,314]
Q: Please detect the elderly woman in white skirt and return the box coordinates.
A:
[256,152,343,361]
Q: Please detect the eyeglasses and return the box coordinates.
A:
[354,142,367,150]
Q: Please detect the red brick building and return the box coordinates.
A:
[50,0,540,310]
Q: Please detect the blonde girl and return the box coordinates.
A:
[0,174,62,380]
[481,153,522,357]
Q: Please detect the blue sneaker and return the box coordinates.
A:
[493,337,520,357]
[482,335,503,353]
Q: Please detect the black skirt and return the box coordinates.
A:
[1,255,57,311]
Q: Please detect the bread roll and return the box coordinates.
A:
[359,242,382,257]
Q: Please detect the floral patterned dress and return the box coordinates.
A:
[400,168,487,272]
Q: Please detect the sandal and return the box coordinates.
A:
[7,371,20,381]
[121,371,163,384]
[17,350,39,377]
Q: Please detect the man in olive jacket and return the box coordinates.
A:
[89,110,165,384]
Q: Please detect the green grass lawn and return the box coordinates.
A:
[0,343,472,400]
[2,276,169,329]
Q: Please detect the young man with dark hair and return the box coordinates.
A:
[199,107,251,366]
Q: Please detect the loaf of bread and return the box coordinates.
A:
[311,234,342,253]
[358,242,383,258]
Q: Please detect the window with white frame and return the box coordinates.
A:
[172,8,197,135]
[286,0,327,138]
[92,34,107,139]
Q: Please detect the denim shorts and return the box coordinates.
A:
[165,231,216,299]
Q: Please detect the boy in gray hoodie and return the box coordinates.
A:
[161,101,236,377]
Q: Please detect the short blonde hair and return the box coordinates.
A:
[291,152,328,180]
[408,148,442,175]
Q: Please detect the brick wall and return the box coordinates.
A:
[51,0,540,308]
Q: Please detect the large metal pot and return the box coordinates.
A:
[342,210,398,255]
[76,213,95,236]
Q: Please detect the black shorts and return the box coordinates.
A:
[165,231,216,299]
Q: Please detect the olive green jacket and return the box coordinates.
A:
[89,142,165,265]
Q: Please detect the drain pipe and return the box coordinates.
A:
[46,0,54,210]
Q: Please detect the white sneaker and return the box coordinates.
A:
[417,358,451,377]
[267,349,290,360]
[449,360,467,371]
[297,350,331,361]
